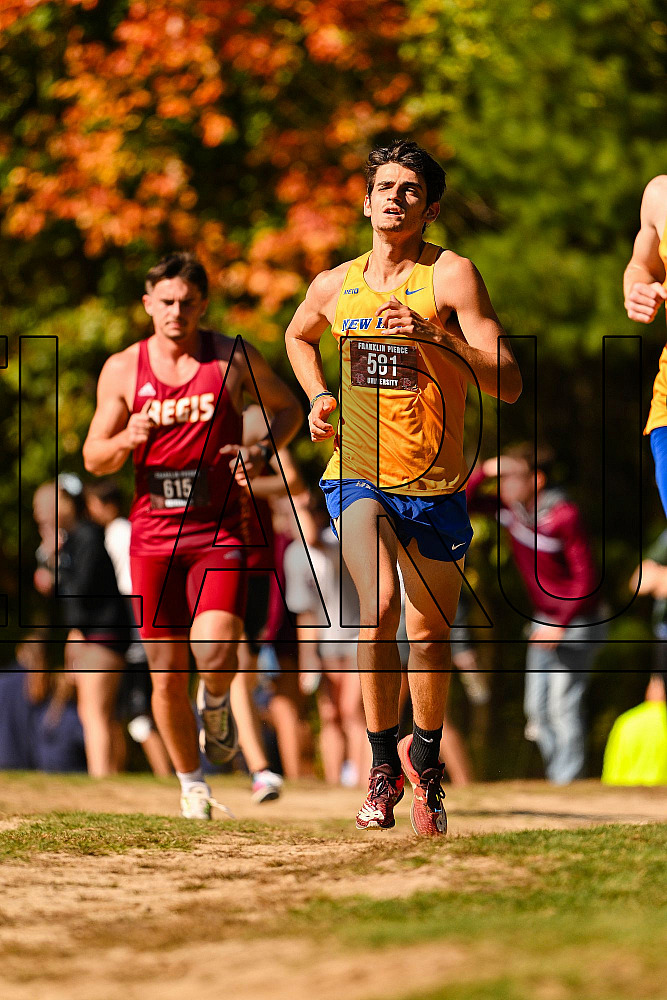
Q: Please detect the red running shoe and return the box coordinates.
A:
[355,764,405,830]
[397,734,447,837]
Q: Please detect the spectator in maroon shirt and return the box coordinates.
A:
[467,443,607,783]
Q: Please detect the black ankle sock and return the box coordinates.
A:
[409,724,443,775]
[367,725,401,774]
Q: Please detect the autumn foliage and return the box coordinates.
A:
[1,0,410,316]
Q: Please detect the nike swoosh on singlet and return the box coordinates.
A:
[405,288,425,295]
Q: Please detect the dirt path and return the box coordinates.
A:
[0,777,665,1000]
[2,774,666,832]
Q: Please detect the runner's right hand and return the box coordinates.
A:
[125,399,156,448]
[625,281,667,323]
[308,395,337,442]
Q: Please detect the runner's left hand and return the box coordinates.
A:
[219,444,265,488]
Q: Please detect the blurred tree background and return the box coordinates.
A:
[1,0,666,776]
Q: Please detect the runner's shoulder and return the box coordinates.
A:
[642,174,667,201]
[434,249,477,279]
[433,250,483,298]
[641,175,667,227]
[306,262,350,309]
[208,328,239,361]
[98,342,140,391]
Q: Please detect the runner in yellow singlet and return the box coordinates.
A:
[624,174,667,514]
[285,140,521,836]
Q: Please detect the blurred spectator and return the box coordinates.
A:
[602,675,667,785]
[33,476,131,776]
[397,583,486,785]
[258,492,314,779]
[0,639,86,772]
[85,479,133,594]
[228,404,305,800]
[284,491,369,787]
[86,478,171,777]
[468,444,607,784]
[451,594,491,709]
[443,593,490,784]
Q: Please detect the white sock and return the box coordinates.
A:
[203,687,226,710]
[176,767,205,792]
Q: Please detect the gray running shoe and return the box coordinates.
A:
[196,681,239,765]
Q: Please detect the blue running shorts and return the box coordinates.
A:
[650,426,667,518]
[319,478,473,563]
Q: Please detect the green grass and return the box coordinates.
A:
[0,811,222,857]
[406,982,529,1000]
[0,811,282,858]
[288,824,667,944]
[281,824,667,1000]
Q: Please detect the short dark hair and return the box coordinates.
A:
[365,140,446,206]
[145,252,209,298]
[85,479,123,510]
[505,443,556,481]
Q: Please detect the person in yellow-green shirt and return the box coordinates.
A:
[285,139,521,836]
[602,675,667,786]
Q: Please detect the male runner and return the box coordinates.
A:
[285,140,521,836]
[83,252,301,818]
[623,175,667,515]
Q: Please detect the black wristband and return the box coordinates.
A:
[256,442,272,466]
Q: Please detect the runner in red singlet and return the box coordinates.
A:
[83,253,301,819]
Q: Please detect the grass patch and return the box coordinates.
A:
[286,823,667,947]
[404,981,528,1000]
[402,971,661,1000]
[0,810,351,860]
[281,824,667,1000]
[0,812,222,857]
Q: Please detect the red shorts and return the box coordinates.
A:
[130,543,247,640]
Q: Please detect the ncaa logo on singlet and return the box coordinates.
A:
[343,287,359,295]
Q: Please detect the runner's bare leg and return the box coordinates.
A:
[190,609,243,696]
[337,499,403,730]
[399,543,464,730]
[145,639,198,773]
